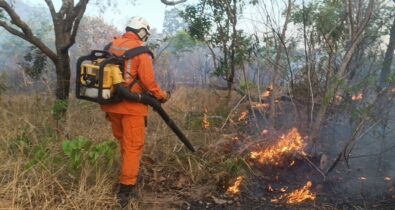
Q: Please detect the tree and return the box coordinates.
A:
[180,0,252,90]
[163,8,186,36]
[379,0,395,89]
[0,0,89,116]
[161,0,187,5]
[297,0,376,144]
[0,0,189,117]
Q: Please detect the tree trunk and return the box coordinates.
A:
[379,14,395,89]
[269,0,292,121]
[227,0,237,91]
[309,0,374,145]
[55,51,71,100]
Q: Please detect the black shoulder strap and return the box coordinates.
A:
[103,42,112,51]
[122,46,154,60]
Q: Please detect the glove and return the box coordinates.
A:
[159,91,171,103]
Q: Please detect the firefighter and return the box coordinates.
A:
[101,16,170,207]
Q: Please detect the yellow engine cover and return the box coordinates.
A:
[80,62,124,89]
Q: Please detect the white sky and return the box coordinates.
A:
[22,0,286,36]
[24,0,190,32]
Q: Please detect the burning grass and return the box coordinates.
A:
[271,181,316,204]
[226,176,244,195]
[249,128,305,166]
[1,87,392,209]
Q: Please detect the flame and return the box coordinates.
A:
[250,128,305,165]
[227,176,244,195]
[203,108,210,129]
[261,129,269,136]
[334,94,343,103]
[384,177,392,181]
[359,176,367,180]
[238,111,248,121]
[261,90,271,98]
[252,103,270,109]
[351,92,363,101]
[268,185,274,192]
[272,181,316,204]
[280,187,288,192]
[289,160,295,167]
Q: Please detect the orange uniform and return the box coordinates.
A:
[101,32,167,185]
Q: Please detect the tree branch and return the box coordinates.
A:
[0,0,57,62]
[161,0,187,5]
[66,0,89,50]
[44,0,57,19]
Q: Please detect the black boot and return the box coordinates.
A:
[117,184,135,208]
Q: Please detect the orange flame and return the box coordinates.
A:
[261,129,269,136]
[384,177,392,181]
[267,185,274,192]
[238,111,248,121]
[272,181,316,204]
[252,102,270,109]
[261,90,271,98]
[203,108,210,129]
[250,128,305,165]
[289,160,296,167]
[227,176,244,195]
[351,92,363,101]
[280,187,288,192]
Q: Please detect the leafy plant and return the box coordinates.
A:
[52,99,68,120]
[26,144,50,169]
[62,136,92,169]
[220,156,250,177]
[88,140,117,166]
[0,73,7,96]
[62,136,117,170]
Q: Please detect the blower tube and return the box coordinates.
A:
[117,85,195,152]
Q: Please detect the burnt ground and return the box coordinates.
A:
[180,157,395,210]
[136,161,395,210]
[136,137,395,210]
[133,98,395,210]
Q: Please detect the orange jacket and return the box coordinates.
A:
[101,32,167,116]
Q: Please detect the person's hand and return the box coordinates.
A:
[159,91,171,103]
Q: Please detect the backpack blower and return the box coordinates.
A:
[76,48,195,152]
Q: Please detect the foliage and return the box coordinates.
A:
[180,5,212,41]
[52,99,69,121]
[0,73,6,95]
[73,16,120,56]
[180,0,253,87]
[21,46,48,79]
[292,1,345,41]
[168,30,199,54]
[162,8,187,35]
[219,156,249,177]
[62,136,117,170]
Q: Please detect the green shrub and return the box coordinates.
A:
[62,136,117,170]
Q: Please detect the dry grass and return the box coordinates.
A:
[0,87,247,209]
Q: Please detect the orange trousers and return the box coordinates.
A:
[106,113,146,185]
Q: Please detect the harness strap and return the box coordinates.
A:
[122,46,154,59]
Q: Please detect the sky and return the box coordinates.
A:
[24,0,190,33]
[21,0,287,37]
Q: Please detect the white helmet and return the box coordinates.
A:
[126,16,151,41]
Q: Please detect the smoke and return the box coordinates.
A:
[311,96,394,199]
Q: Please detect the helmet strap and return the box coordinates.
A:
[137,29,149,42]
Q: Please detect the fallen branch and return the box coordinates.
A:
[221,95,247,129]
[348,145,395,159]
